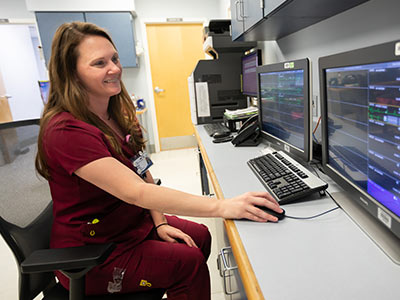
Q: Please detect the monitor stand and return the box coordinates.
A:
[332,192,400,265]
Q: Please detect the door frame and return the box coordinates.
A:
[140,18,207,152]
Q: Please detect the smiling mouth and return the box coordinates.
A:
[104,79,120,83]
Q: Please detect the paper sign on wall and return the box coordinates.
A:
[195,82,211,117]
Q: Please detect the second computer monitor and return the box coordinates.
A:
[257,58,312,162]
[319,40,400,252]
[242,49,262,97]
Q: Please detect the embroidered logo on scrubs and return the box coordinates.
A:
[139,279,152,287]
[107,267,126,293]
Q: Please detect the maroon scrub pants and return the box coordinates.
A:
[85,215,212,300]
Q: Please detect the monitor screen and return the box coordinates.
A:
[319,40,400,246]
[257,58,312,162]
[242,50,262,97]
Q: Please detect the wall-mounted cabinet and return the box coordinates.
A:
[230,0,265,40]
[231,0,370,41]
[35,11,138,67]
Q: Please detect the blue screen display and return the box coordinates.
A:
[259,69,305,151]
[326,60,400,217]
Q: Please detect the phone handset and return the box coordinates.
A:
[231,114,260,147]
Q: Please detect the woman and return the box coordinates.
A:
[35,22,282,299]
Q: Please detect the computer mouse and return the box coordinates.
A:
[212,135,233,143]
[213,131,230,139]
[257,206,285,221]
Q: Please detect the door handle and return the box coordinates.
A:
[0,94,12,99]
[154,86,165,94]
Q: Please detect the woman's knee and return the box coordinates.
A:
[197,224,212,259]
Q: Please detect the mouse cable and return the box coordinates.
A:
[286,164,341,220]
[284,206,340,220]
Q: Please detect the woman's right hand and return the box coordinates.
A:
[218,191,282,222]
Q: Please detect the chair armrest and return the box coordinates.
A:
[21,243,115,274]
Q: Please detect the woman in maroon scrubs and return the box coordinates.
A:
[35,22,282,299]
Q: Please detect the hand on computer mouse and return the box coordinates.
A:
[219,192,282,222]
[256,206,285,221]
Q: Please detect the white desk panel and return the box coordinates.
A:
[197,125,400,300]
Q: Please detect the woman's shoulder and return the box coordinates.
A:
[48,112,101,133]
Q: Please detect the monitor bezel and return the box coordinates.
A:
[319,40,400,241]
[257,58,312,163]
[241,49,262,97]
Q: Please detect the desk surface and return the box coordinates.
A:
[195,125,400,300]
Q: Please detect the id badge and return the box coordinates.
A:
[130,151,153,177]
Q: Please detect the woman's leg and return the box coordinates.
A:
[165,215,212,261]
[110,216,212,299]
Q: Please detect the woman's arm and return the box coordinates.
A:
[75,157,281,222]
[141,170,168,226]
[143,170,198,247]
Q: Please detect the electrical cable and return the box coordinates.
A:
[285,206,340,220]
[313,116,322,134]
[284,163,341,220]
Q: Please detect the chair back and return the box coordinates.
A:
[0,119,56,300]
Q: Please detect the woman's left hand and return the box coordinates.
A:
[156,225,198,248]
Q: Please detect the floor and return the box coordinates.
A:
[0,147,225,300]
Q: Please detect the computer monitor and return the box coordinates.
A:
[257,58,312,162]
[319,40,400,262]
[241,49,262,97]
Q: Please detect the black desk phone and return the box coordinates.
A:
[231,114,260,147]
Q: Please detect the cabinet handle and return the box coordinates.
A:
[235,0,244,22]
[239,0,247,20]
[219,247,239,295]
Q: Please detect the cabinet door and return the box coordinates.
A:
[35,12,85,66]
[264,0,288,17]
[85,12,137,68]
[243,0,264,32]
[230,0,245,40]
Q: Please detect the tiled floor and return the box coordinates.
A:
[0,147,225,300]
[150,148,225,300]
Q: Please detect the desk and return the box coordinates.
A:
[194,125,400,300]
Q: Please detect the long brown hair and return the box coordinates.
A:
[35,22,145,179]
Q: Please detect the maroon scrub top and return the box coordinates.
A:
[43,112,153,260]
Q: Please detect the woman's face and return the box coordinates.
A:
[76,35,122,102]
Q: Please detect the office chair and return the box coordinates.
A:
[0,120,165,300]
[0,201,165,300]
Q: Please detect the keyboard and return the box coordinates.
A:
[248,150,328,205]
[204,123,230,137]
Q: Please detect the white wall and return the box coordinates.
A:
[0,0,34,19]
[258,0,400,119]
[0,24,44,121]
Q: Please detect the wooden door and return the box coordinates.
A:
[0,71,12,123]
[146,23,204,150]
